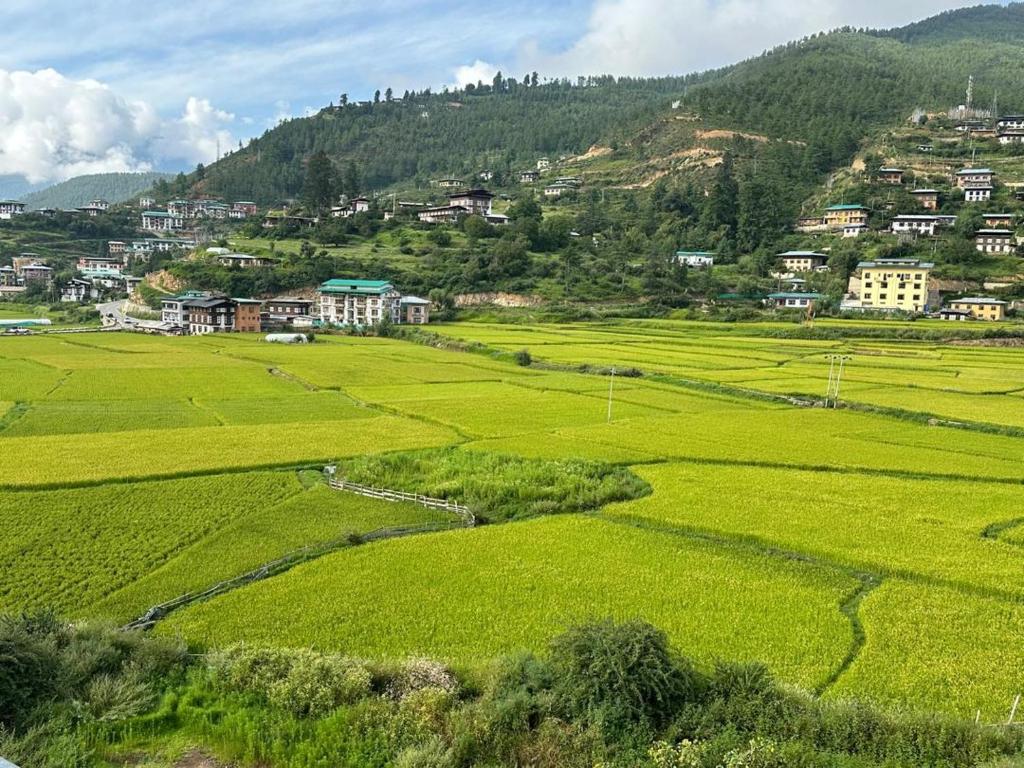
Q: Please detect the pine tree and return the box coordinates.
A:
[301,151,336,212]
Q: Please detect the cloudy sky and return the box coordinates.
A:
[0,0,997,185]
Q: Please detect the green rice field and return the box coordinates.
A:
[3,321,1024,721]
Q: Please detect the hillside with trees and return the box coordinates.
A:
[20,172,173,211]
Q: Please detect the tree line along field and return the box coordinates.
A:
[2,326,1024,722]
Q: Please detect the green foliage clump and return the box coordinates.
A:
[209,645,373,717]
[340,448,650,522]
[549,619,701,731]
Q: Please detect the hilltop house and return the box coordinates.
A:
[975,229,1016,254]
[778,251,828,272]
[233,201,258,216]
[997,116,1024,131]
[536,157,551,171]
[956,168,994,189]
[911,189,939,211]
[676,251,714,268]
[965,187,994,203]
[518,170,540,184]
[142,210,186,232]
[418,205,468,225]
[448,189,494,216]
[216,253,275,268]
[891,215,938,237]
[944,297,1007,321]
[824,204,869,230]
[436,178,463,189]
[843,258,936,314]
[982,213,1015,229]
[878,168,905,185]
[0,200,25,219]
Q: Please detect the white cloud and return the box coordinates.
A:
[0,68,235,183]
[514,0,989,79]
[450,59,502,89]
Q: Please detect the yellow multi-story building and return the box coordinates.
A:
[845,258,935,314]
[824,204,869,229]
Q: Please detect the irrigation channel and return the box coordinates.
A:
[123,475,475,631]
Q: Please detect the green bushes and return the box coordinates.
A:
[209,646,372,717]
[340,448,650,522]
[550,619,701,731]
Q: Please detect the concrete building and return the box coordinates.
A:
[878,168,905,185]
[0,200,26,219]
[945,297,1007,321]
[956,168,994,189]
[765,292,823,309]
[911,189,939,211]
[448,189,494,216]
[824,204,869,230]
[844,258,935,314]
[778,251,827,272]
[318,279,402,326]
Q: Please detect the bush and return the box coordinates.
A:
[387,658,460,701]
[513,349,533,366]
[549,620,703,731]
[208,646,372,718]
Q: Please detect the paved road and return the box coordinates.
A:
[96,299,129,328]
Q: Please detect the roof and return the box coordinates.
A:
[400,296,431,305]
[778,251,826,258]
[768,292,824,300]
[677,251,714,257]
[983,213,1015,217]
[950,297,1007,305]
[879,167,904,173]
[911,189,939,194]
[857,259,934,269]
[976,229,1014,235]
[893,215,938,220]
[142,210,175,217]
[957,168,994,174]
[826,204,868,211]
[270,296,314,303]
[449,188,494,198]
[319,279,395,295]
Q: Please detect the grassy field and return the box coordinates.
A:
[3,322,1024,720]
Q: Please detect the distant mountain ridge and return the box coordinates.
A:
[186,3,1024,204]
[20,172,173,210]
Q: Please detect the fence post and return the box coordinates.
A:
[1009,694,1021,726]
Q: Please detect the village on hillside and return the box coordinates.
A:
[5,89,1024,334]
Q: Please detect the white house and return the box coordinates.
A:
[965,186,993,203]
[675,251,714,268]
[891,215,938,237]
[778,251,828,272]
[318,279,402,326]
[142,211,186,231]
[0,200,26,219]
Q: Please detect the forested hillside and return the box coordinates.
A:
[187,4,1024,206]
[21,172,172,211]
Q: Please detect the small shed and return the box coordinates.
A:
[265,333,309,344]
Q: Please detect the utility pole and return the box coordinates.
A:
[607,367,616,423]
[825,354,852,408]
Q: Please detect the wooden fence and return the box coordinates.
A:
[328,478,476,526]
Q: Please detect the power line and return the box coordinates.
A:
[824,355,852,408]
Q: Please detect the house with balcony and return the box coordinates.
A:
[400,296,431,324]
[518,170,540,184]
[265,297,315,320]
[448,189,494,216]
[60,278,94,303]
[418,205,469,225]
[142,210,186,231]
[982,213,1016,229]
[318,279,402,326]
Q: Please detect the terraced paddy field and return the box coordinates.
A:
[3,323,1024,721]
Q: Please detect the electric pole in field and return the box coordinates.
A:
[824,355,852,408]
[607,367,616,423]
